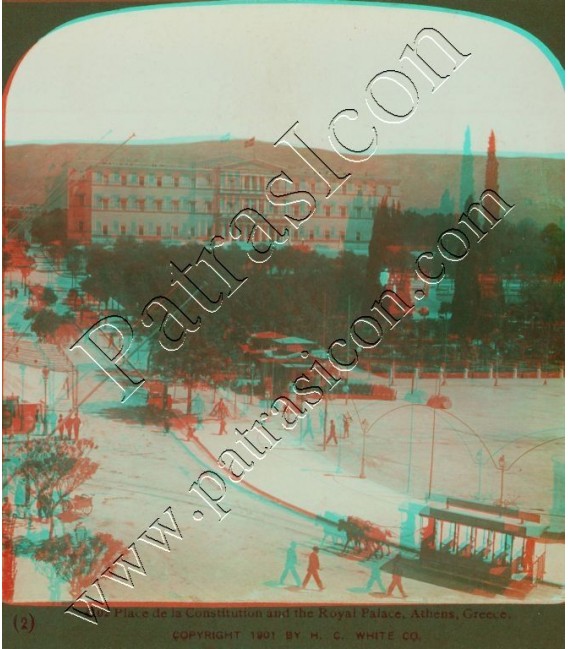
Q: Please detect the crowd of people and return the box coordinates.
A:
[188,396,357,449]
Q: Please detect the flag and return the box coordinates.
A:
[244,137,255,148]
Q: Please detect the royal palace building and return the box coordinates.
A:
[67,142,401,253]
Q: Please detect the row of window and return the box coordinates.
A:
[92,196,213,213]
[93,171,212,188]
[219,199,374,220]
[91,171,395,197]
[223,221,368,243]
[222,175,266,191]
[87,217,369,243]
[221,174,393,197]
[94,220,212,238]
[86,194,377,219]
[287,229,365,242]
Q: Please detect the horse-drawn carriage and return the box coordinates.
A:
[317,512,394,558]
[56,494,93,523]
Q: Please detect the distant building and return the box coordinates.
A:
[66,144,401,252]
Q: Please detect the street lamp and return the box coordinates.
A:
[322,393,329,451]
[249,362,256,405]
[406,406,415,494]
[427,407,436,500]
[41,367,49,435]
[439,312,449,367]
[359,418,369,479]
[498,454,506,506]
[389,351,396,387]
[474,449,484,500]
[494,349,500,387]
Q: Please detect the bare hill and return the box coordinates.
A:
[4,141,564,226]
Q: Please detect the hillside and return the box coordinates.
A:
[4,141,564,226]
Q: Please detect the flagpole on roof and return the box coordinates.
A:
[244,137,256,159]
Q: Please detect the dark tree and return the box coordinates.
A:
[31,209,66,246]
[150,332,226,414]
[29,309,73,342]
[42,286,57,306]
[365,196,390,307]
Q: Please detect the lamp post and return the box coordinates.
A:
[439,312,449,367]
[475,448,484,500]
[249,363,256,405]
[498,454,506,506]
[389,351,396,387]
[359,418,369,479]
[494,349,500,387]
[427,407,436,500]
[406,406,414,494]
[322,393,329,451]
[41,367,49,435]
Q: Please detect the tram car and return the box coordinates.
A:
[417,497,556,596]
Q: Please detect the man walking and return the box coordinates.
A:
[57,414,65,440]
[300,415,315,442]
[342,413,352,439]
[211,398,229,435]
[279,541,301,587]
[193,393,204,430]
[218,414,228,435]
[302,546,324,591]
[72,411,81,442]
[186,422,196,442]
[386,553,407,597]
[325,419,338,446]
[65,412,73,439]
[365,556,386,593]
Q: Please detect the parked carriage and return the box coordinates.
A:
[57,494,94,523]
[2,396,40,437]
[144,381,172,411]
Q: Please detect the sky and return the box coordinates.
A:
[5,2,564,156]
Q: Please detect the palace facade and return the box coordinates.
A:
[67,144,401,253]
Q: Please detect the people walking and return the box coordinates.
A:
[325,419,338,446]
[186,421,196,442]
[193,393,204,430]
[386,553,407,597]
[342,413,352,439]
[211,398,230,435]
[302,547,324,591]
[300,414,315,442]
[210,398,229,419]
[72,411,81,442]
[365,556,386,593]
[65,412,73,439]
[279,541,301,587]
[57,414,65,439]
